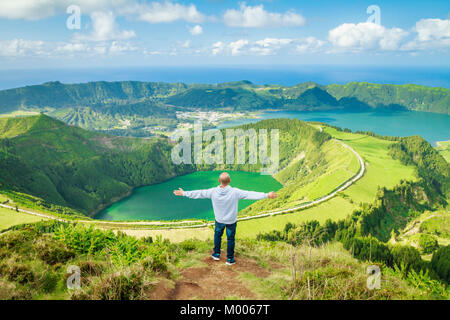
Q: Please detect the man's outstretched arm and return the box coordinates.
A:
[173,188,214,199]
[237,189,278,200]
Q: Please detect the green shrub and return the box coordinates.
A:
[391,245,427,275]
[391,265,449,299]
[33,237,76,265]
[0,246,9,259]
[431,246,450,284]
[142,236,153,244]
[53,224,116,255]
[0,278,31,300]
[257,219,337,246]
[5,220,69,235]
[106,235,141,266]
[0,230,34,251]
[1,262,35,285]
[141,246,169,273]
[342,236,392,265]
[179,239,198,252]
[37,268,58,293]
[418,234,439,254]
[72,268,149,300]
[78,260,106,277]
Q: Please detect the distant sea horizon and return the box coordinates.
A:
[1,65,450,90]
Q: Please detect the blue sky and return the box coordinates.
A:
[0,0,449,68]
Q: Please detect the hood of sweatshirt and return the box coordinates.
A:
[217,185,231,195]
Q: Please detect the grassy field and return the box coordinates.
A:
[283,139,360,203]
[323,127,417,204]
[240,136,359,216]
[0,206,47,231]
[436,140,450,162]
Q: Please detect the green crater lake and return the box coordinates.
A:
[95,171,282,221]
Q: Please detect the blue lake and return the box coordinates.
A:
[220,110,450,146]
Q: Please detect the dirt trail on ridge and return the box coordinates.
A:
[148,255,279,300]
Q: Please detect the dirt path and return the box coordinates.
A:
[402,214,437,237]
[149,256,275,300]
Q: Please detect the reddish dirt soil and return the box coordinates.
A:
[149,254,276,300]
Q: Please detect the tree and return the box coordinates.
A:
[431,245,450,284]
[418,234,439,254]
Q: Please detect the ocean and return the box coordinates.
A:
[1,65,450,90]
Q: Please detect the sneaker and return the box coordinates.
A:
[226,258,235,265]
[211,253,220,261]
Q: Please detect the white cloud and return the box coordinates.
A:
[0,0,129,20]
[295,37,325,53]
[328,22,408,52]
[74,11,136,42]
[251,38,293,55]
[211,39,249,56]
[229,39,249,55]
[415,18,450,41]
[109,41,138,54]
[224,3,305,28]
[0,39,45,56]
[327,19,450,53]
[0,0,57,20]
[211,37,324,56]
[255,38,293,48]
[0,38,141,58]
[0,0,205,26]
[131,1,205,24]
[189,25,203,36]
[401,18,450,51]
[56,42,88,53]
[212,41,225,56]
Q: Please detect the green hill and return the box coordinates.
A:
[326,82,450,114]
[166,86,277,110]
[0,81,187,112]
[0,115,191,215]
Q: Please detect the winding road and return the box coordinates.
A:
[0,137,365,231]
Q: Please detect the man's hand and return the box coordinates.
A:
[173,188,184,196]
[268,191,277,199]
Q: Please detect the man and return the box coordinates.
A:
[173,172,277,265]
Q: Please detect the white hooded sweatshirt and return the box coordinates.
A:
[183,185,268,224]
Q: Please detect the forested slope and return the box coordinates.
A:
[326,82,450,114]
[0,115,192,215]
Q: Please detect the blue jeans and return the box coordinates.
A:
[213,221,237,260]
